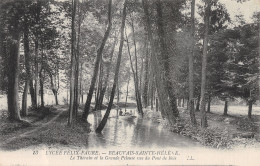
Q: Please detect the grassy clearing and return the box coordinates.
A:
[210,105,260,116]
[0,105,91,151]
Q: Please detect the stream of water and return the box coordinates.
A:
[86,109,200,149]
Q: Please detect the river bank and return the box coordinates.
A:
[144,107,260,149]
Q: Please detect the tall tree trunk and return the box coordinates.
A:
[96,0,127,133]
[207,95,211,113]
[22,17,31,116]
[258,14,260,100]
[82,0,112,121]
[195,94,200,112]
[22,81,29,116]
[156,97,159,112]
[95,61,104,110]
[68,0,77,125]
[39,68,44,107]
[150,78,154,109]
[73,4,81,115]
[8,27,21,121]
[139,56,144,97]
[124,77,130,112]
[189,0,196,125]
[117,83,120,106]
[223,100,228,116]
[79,63,83,104]
[66,73,69,105]
[34,1,41,108]
[142,43,149,108]
[34,40,39,107]
[200,0,211,128]
[248,100,253,119]
[29,81,36,108]
[155,0,179,118]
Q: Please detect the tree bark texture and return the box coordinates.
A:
[155,0,179,118]
[8,26,21,121]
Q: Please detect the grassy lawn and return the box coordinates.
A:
[210,105,260,116]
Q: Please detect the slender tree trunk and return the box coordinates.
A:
[68,0,77,125]
[73,5,81,115]
[248,100,253,119]
[22,81,29,116]
[29,81,36,108]
[66,72,69,105]
[258,15,260,99]
[223,100,228,116]
[82,0,112,121]
[142,43,149,108]
[96,0,127,133]
[79,63,83,104]
[34,40,39,107]
[39,68,44,107]
[195,94,200,112]
[22,17,31,116]
[156,97,159,112]
[117,84,120,106]
[150,78,154,109]
[95,61,104,110]
[200,0,211,128]
[8,27,21,121]
[207,95,211,113]
[73,46,79,115]
[189,0,196,125]
[124,77,130,112]
[140,56,144,96]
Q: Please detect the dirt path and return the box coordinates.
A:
[0,106,67,148]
